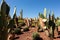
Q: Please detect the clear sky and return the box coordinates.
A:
[0,0,60,18]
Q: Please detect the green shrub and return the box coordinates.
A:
[32,32,40,40]
[23,27,29,31]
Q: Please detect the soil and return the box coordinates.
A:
[9,26,60,40]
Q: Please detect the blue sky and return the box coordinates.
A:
[0,0,60,18]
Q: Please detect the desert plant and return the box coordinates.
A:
[52,11,55,21]
[21,22,25,26]
[20,9,23,19]
[32,32,40,40]
[18,19,23,23]
[19,22,25,26]
[37,25,44,32]
[38,25,41,29]
[32,23,35,27]
[57,20,60,26]
[39,13,45,19]
[37,25,41,31]
[14,28,21,34]
[23,26,29,32]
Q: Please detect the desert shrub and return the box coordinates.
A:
[23,26,29,32]
[32,32,40,40]
[14,28,21,34]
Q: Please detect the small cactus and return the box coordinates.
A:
[23,26,29,32]
[32,32,40,40]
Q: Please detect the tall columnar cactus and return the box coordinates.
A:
[0,0,10,40]
[13,6,17,26]
[20,9,23,19]
[49,13,51,21]
[44,8,47,18]
[51,11,55,22]
[13,6,17,19]
[38,12,40,17]
[48,11,55,38]
[38,12,44,19]
[57,17,59,20]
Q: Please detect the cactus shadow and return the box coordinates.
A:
[34,37,43,40]
[57,36,60,38]
[58,31,60,35]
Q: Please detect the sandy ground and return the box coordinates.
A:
[9,27,60,40]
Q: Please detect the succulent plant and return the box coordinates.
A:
[14,28,21,34]
[23,26,29,32]
[32,32,40,40]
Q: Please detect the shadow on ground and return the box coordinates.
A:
[57,36,60,38]
[33,37,43,40]
[14,37,19,39]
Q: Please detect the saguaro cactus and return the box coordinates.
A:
[20,9,23,19]
[0,0,10,40]
[48,11,55,38]
[44,8,47,18]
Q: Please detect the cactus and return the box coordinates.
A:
[0,0,10,40]
[32,32,40,40]
[23,26,29,32]
[38,12,44,19]
[20,9,23,19]
[44,8,47,18]
[52,11,55,21]
[13,6,17,19]
[14,28,22,34]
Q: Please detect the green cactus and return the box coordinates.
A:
[20,9,23,19]
[49,12,54,21]
[0,0,10,40]
[38,12,45,19]
[32,32,40,40]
